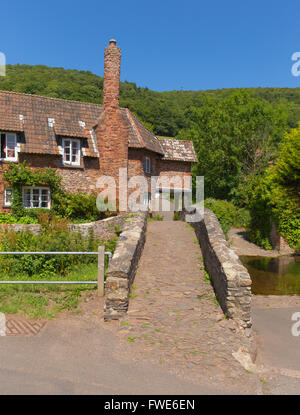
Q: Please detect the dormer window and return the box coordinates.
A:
[0,132,17,161]
[62,138,80,166]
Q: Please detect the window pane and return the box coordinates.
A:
[72,141,79,163]
[64,140,71,162]
[32,189,40,208]
[4,188,13,206]
[145,157,150,173]
[41,189,49,208]
[41,189,48,198]
[23,189,31,208]
[5,134,16,158]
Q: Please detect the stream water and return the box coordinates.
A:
[240,255,300,295]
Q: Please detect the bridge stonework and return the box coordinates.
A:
[181,207,252,334]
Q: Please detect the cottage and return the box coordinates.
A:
[0,39,197,212]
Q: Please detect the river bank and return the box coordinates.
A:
[228,227,280,257]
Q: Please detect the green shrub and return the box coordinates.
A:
[204,198,250,236]
[2,162,118,222]
[114,225,121,236]
[173,211,180,221]
[58,192,102,221]
[0,223,117,278]
[149,214,163,222]
[246,126,300,249]
[0,213,38,224]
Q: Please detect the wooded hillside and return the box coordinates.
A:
[1,64,300,137]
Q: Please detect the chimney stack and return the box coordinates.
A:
[103,39,121,110]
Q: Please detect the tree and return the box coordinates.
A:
[177,90,288,201]
[247,124,300,248]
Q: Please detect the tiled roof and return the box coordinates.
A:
[121,109,164,155]
[0,90,101,157]
[0,90,196,161]
[159,138,198,162]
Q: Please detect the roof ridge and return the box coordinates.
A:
[159,137,193,143]
[0,89,103,107]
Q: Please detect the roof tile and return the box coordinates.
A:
[159,138,198,162]
[0,90,197,162]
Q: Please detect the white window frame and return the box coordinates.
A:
[62,138,81,166]
[145,157,151,174]
[4,188,13,207]
[0,132,18,162]
[22,187,51,209]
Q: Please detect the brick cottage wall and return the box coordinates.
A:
[158,160,192,184]
[128,151,192,191]
[128,148,161,188]
[19,154,101,193]
[0,154,101,212]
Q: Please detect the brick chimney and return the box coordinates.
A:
[103,39,121,110]
[96,39,128,211]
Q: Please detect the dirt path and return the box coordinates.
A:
[228,228,279,257]
[108,220,261,394]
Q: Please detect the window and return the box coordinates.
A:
[4,188,13,207]
[22,187,51,209]
[63,138,80,166]
[145,157,151,174]
[0,133,17,161]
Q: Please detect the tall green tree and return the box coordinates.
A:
[1,64,300,137]
[247,124,300,248]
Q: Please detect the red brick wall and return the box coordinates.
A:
[103,40,121,111]
[0,153,192,213]
[128,148,160,182]
[0,154,101,212]
[158,160,192,189]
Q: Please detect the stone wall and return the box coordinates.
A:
[68,214,127,240]
[181,207,252,332]
[0,223,42,235]
[0,214,128,240]
[104,211,148,320]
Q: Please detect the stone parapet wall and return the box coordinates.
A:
[181,207,252,331]
[104,211,148,320]
[0,214,128,240]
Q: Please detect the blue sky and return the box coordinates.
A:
[1,0,300,91]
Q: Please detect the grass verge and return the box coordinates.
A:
[0,262,98,319]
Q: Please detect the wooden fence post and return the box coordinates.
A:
[97,246,105,296]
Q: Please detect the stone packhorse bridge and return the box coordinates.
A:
[104,207,252,334]
[103,208,256,391]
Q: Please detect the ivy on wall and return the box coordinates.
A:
[3,162,63,217]
[2,162,107,221]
